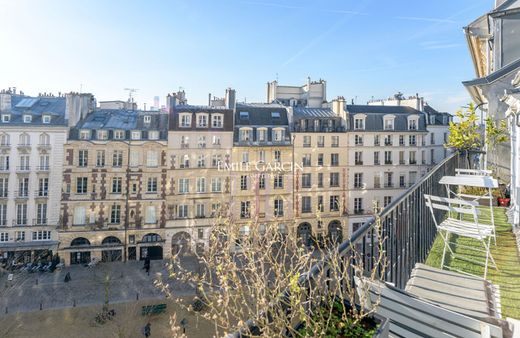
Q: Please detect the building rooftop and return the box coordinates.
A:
[234,104,289,126]
[69,109,169,141]
[346,104,427,132]
[0,94,67,126]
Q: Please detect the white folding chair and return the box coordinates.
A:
[424,194,498,279]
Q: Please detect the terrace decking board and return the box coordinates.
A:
[406,263,495,319]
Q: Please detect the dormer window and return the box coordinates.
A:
[23,115,32,123]
[42,115,51,124]
[408,118,418,130]
[383,115,395,130]
[148,130,159,140]
[442,116,447,124]
[179,113,191,127]
[257,128,267,142]
[354,117,365,130]
[1,114,10,123]
[143,115,151,124]
[97,130,108,140]
[239,128,252,142]
[79,130,90,140]
[212,114,223,128]
[239,112,249,120]
[430,115,435,124]
[131,131,141,140]
[273,128,285,142]
[196,113,208,128]
[114,130,125,140]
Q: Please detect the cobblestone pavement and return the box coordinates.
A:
[0,257,201,315]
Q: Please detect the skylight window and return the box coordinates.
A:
[271,112,280,118]
[240,112,249,119]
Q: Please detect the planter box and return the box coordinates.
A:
[372,313,389,337]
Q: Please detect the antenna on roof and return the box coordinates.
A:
[124,88,139,103]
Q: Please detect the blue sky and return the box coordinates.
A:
[0,0,491,113]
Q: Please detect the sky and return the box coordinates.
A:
[0,0,492,113]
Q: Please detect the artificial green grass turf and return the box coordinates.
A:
[425,207,520,319]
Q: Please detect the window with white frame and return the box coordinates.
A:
[258,128,267,142]
[212,135,221,146]
[15,231,25,241]
[197,177,206,193]
[212,154,222,167]
[239,128,251,141]
[409,135,416,146]
[0,204,7,226]
[0,232,8,242]
[0,133,9,146]
[19,133,30,145]
[197,154,205,168]
[274,199,283,216]
[273,128,285,142]
[79,130,90,140]
[354,117,365,130]
[179,114,191,127]
[146,150,158,167]
[97,130,108,140]
[112,177,122,193]
[143,115,151,124]
[240,175,248,190]
[73,206,86,225]
[384,116,394,130]
[147,177,157,193]
[78,150,88,167]
[39,133,50,145]
[408,117,418,130]
[131,131,141,140]
[178,205,189,218]
[258,150,266,163]
[114,130,125,139]
[242,152,249,164]
[23,114,32,123]
[16,203,27,225]
[197,114,208,127]
[1,114,10,123]
[96,150,106,167]
[110,205,121,224]
[211,177,222,192]
[212,114,223,128]
[240,201,250,218]
[148,130,159,140]
[180,154,190,168]
[32,231,51,241]
[76,177,88,194]
[113,150,123,167]
[354,198,363,213]
[196,203,205,218]
[179,178,189,193]
[37,203,47,224]
[198,136,206,148]
[39,155,49,170]
[274,174,283,189]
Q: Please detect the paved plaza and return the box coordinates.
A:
[0,257,201,315]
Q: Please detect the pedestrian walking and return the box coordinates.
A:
[64,272,71,283]
[143,322,151,337]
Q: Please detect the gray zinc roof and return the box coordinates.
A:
[1,95,67,126]
[346,104,427,132]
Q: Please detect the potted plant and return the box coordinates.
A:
[493,184,510,207]
[297,297,389,338]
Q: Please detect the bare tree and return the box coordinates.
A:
[156,209,386,337]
